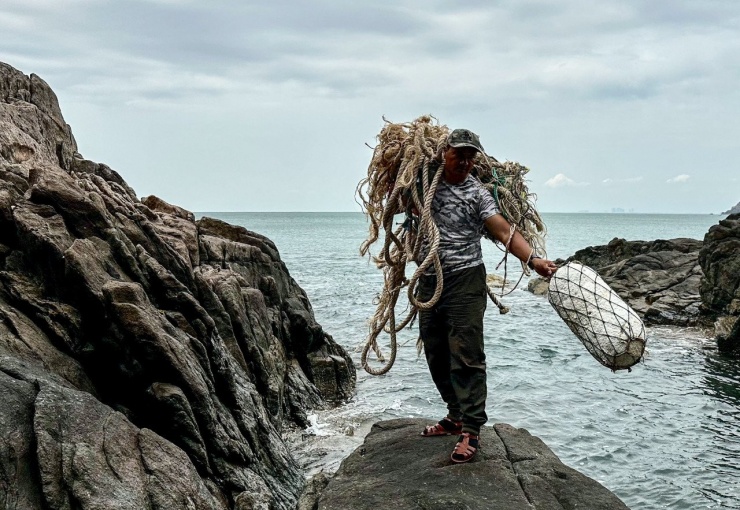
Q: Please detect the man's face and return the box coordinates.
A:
[443,146,478,184]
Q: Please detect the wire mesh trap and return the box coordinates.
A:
[547,262,646,371]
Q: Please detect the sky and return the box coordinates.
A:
[2,0,739,214]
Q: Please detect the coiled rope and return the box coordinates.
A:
[356,115,546,375]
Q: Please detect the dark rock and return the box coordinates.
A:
[0,61,355,509]
[563,237,702,270]
[297,472,331,510]
[0,369,44,509]
[318,418,629,510]
[699,213,740,352]
[537,237,705,326]
[33,380,226,509]
[699,214,740,315]
[530,216,740,351]
[716,315,740,353]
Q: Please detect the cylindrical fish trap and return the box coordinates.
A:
[547,262,646,371]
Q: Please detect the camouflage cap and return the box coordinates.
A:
[447,128,484,153]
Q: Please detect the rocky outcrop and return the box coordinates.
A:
[721,202,740,215]
[699,214,740,352]
[549,238,704,326]
[530,220,740,351]
[316,419,629,510]
[0,61,355,509]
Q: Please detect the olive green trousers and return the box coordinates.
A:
[418,264,488,435]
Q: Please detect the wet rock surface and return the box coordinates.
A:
[699,214,740,352]
[317,418,629,510]
[0,61,355,509]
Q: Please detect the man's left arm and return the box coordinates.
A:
[484,214,558,278]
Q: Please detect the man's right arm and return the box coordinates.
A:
[484,214,557,278]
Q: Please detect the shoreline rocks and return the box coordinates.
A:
[545,237,705,327]
[528,217,740,352]
[699,213,740,352]
[721,201,740,215]
[1,61,355,509]
[313,418,629,510]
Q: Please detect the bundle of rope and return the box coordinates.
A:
[356,115,547,375]
[547,262,646,371]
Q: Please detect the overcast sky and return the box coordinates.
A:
[2,0,739,213]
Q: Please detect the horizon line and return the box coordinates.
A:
[195,210,727,215]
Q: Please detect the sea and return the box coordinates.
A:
[199,212,739,510]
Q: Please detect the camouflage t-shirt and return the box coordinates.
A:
[422,174,500,274]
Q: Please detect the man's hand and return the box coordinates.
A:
[531,258,558,278]
[484,215,559,278]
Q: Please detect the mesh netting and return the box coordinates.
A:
[547,262,646,371]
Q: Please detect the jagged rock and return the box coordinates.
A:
[297,472,331,510]
[699,214,740,315]
[34,379,226,510]
[0,61,355,509]
[317,418,629,510]
[529,218,740,352]
[0,366,43,509]
[699,213,740,352]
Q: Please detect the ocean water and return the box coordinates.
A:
[200,212,739,510]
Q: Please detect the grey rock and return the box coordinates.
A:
[0,369,43,510]
[318,418,628,510]
[714,315,740,353]
[528,276,549,296]
[296,472,330,510]
[0,61,355,509]
[721,202,740,215]
[528,216,740,351]
[33,381,227,510]
[532,237,705,326]
[699,213,740,352]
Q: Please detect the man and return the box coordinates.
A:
[416,128,557,463]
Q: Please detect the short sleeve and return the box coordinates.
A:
[478,183,500,222]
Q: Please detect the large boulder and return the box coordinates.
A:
[0,61,355,509]
[699,213,740,352]
[317,419,629,510]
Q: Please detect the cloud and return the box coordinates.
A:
[2,0,739,213]
[545,173,589,188]
[666,174,690,183]
[602,176,644,185]
[5,0,740,108]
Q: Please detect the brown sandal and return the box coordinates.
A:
[421,417,463,437]
[451,433,479,463]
